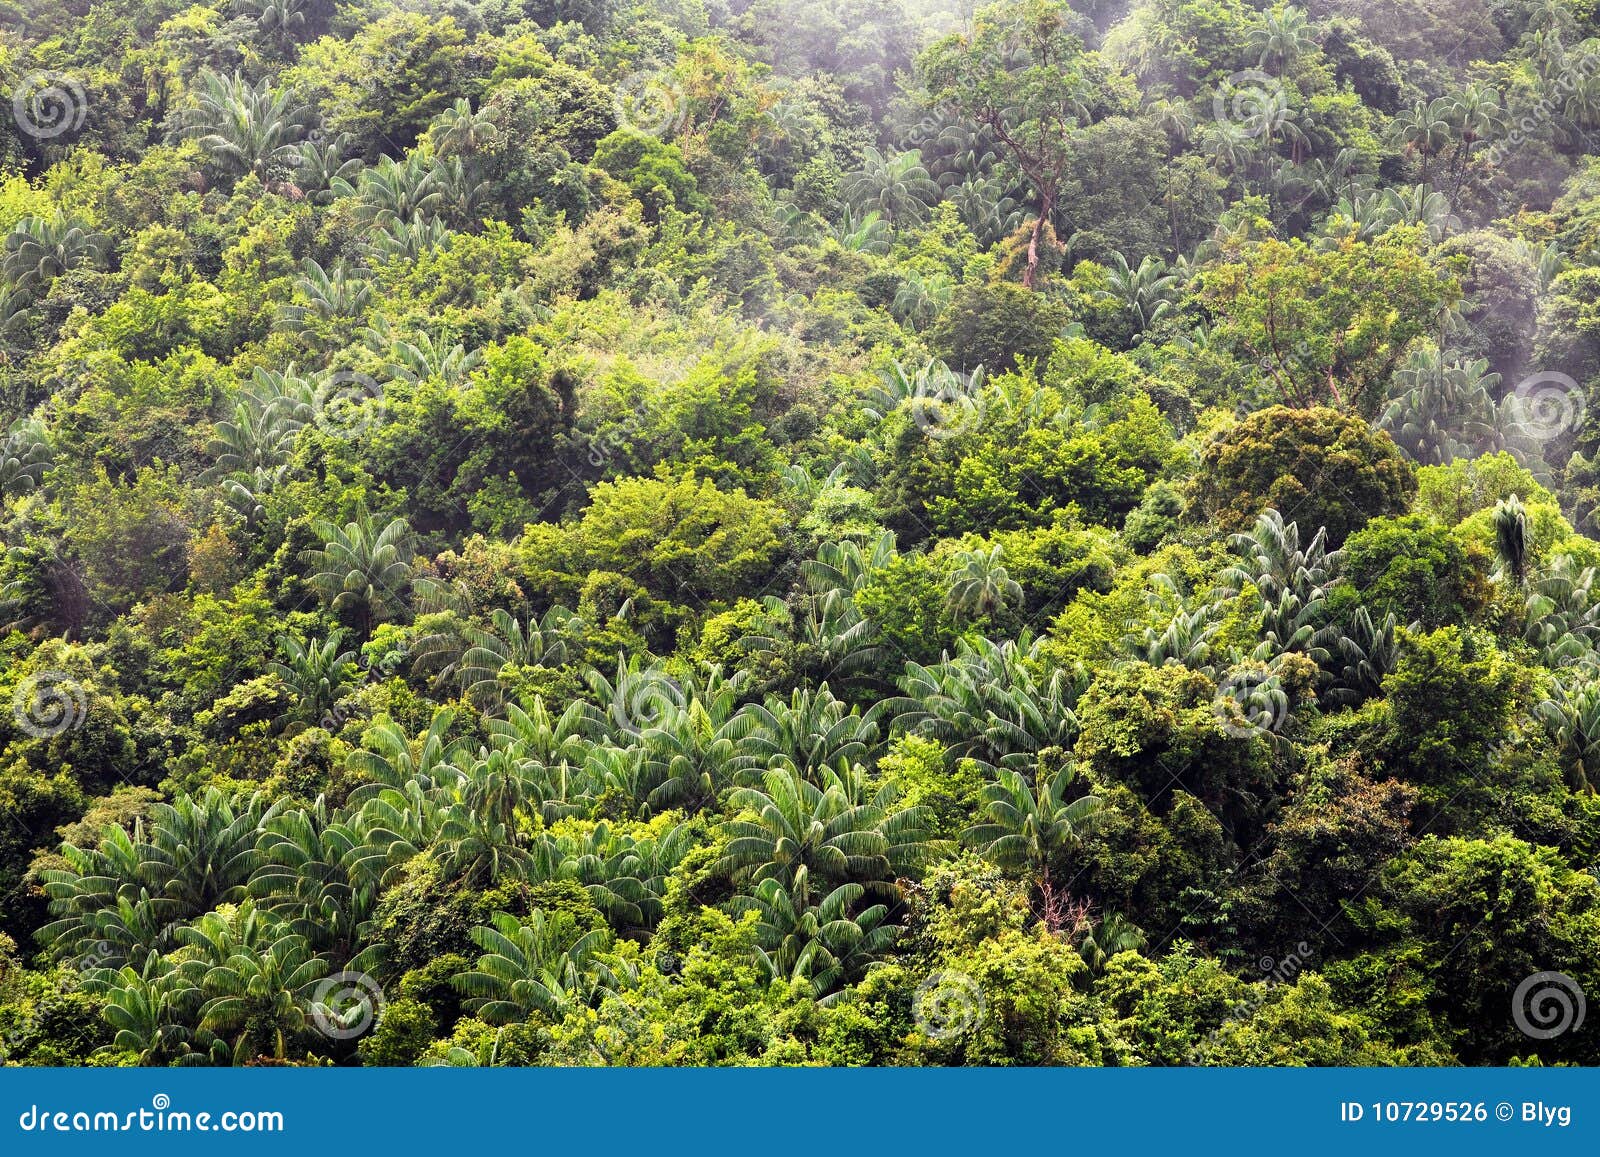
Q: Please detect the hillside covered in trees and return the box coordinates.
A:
[1,0,1600,1067]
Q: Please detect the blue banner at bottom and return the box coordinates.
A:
[0,1068,1595,1155]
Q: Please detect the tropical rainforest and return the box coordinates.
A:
[1,0,1599,1068]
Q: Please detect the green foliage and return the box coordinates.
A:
[3,0,1597,1073]
[1190,406,1416,545]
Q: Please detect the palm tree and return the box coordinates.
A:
[1326,606,1407,706]
[1445,82,1504,162]
[841,147,940,226]
[1536,677,1600,792]
[1147,98,1196,153]
[1125,573,1224,673]
[239,0,307,51]
[962,760,1104,911]
[1391,99,1453,178]
[422,155,484,231]
[528,819,693,934]
[1218,509,1343,663]
[334,152,441,229]
[717,766,940,902]
[1250,5,1314,73]
[40,789,281,967]
[636,668,754,814]
[733,686,881,782]
[1493,496,1530,585]
[892,635,1085,775]
[431,98,498,156]
[829,207,893,254]
[947,175,1025,245]
[1378,347,1499,465]
[205,367,313,479]
[250,802,406,960]
[434,803,532,887]
[2,213,107,294]
[280,257,372,341]
[1564,69,1600,141]
[177,904,327,1063]
[864,358,985,435]
[1097,252,1180,336]
[1201,121,1257,175]
[453,911,628,1024]
[294,132,363,202]
[891,268,953,330]
[946,544,1023,623]
[345,709,465,806]
[299,511,414,633]
[179,70,312,181]
[95,958,217,1066]
[1519,554,1600,669]
[1382,183,1458,241]
[485,696,593,775]
[732,869,898,1001]
[1077,912,1146,974]
[422,606,583,710]
[746,585,884,690]
[0,418,52,500]
[368,215,451,262]
[270,629,359,727]
[361,319,482,387]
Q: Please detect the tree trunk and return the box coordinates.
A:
[1022,189,1055,290]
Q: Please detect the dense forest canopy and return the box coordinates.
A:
[0,0,1599,1067]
